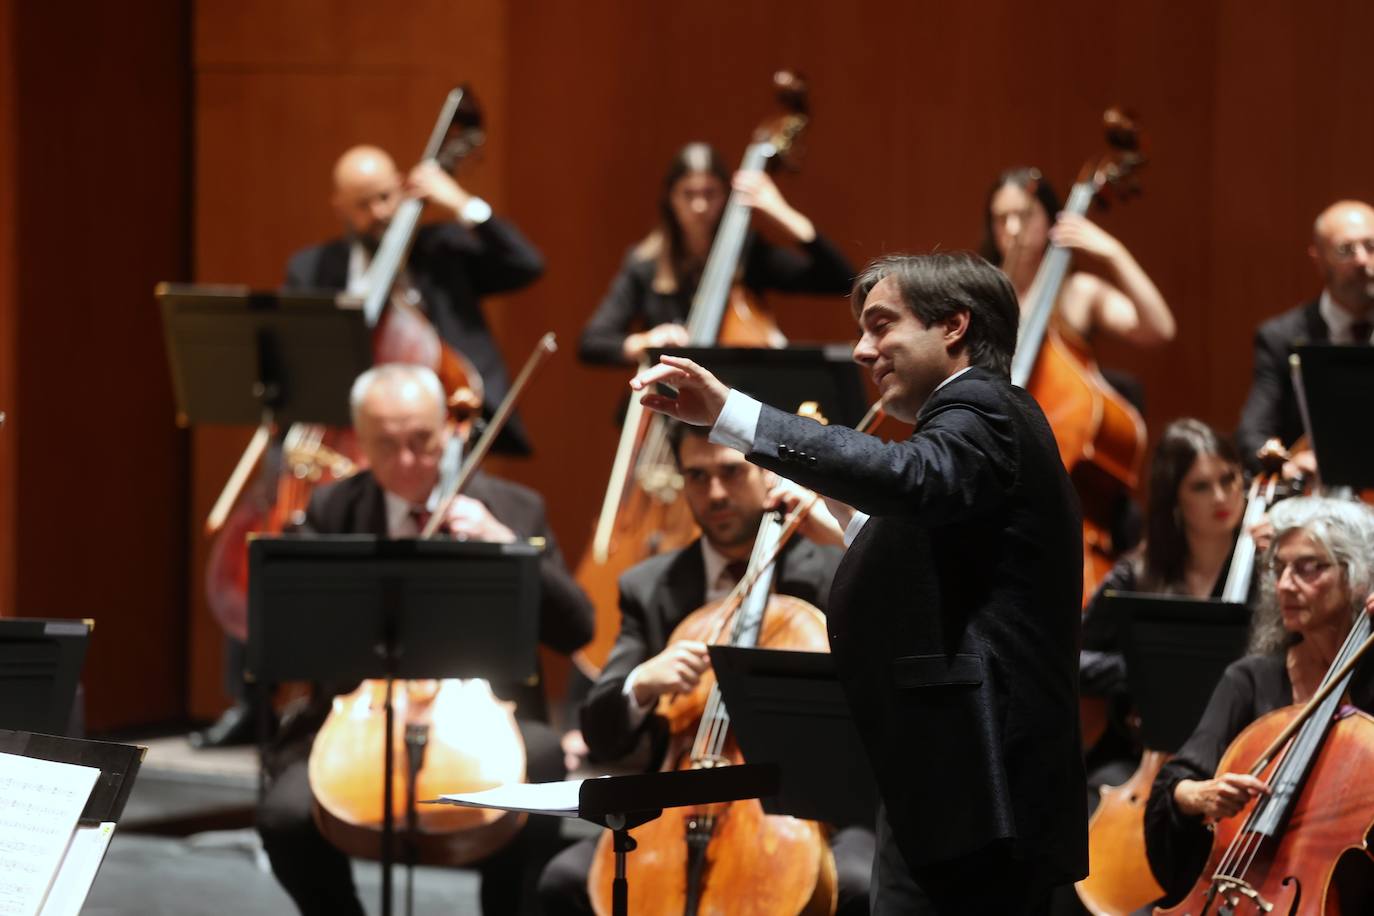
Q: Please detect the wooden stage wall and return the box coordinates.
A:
[5,2,1372,726]
[0,0,191,730]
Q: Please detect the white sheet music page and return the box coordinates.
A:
[431,778,589,817]
[0,753,101,916]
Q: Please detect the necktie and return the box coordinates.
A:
[1351,320,1373,344]
[409,506,432,535]
[725,560,749,585]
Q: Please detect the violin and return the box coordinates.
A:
[1076,446,1298,916]
[307,334,557,866]
[1156,607,1374,914]
[574,71,812,677]
[1010,108,1149,607]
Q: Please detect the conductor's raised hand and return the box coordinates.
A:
[629,355,730,427]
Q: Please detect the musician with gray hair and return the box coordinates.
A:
[1143,496,1374,904]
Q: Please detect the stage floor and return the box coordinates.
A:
[83,733,482,915]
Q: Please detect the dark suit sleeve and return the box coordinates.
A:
[748,394,1016,524]
[430,217,543,297]
[579,252,647,366]
[579,577,659,762]
[1235,325,1288,470]
[1144,659,1270,902]
[744,232,854,296]
[530,513,595,655]
[283,248,314,290]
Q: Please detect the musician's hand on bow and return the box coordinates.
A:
[622,322,689,362]
[1249,513,1275,556]
[406,161,472,217]
[1174,773,1271,821]
[766,478,845,548]
[443,495,516,544]
[630,355,729,427]
[1283,447,1317,482]
[631,640,712,706]
[1365,591,1374,619]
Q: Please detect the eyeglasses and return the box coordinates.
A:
[1329,237,1374,262]
[1266,556,1335,583]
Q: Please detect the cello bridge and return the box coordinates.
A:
[1209,874,1273,913]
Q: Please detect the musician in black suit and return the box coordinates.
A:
[1236,199,1374,473]
[285,144,544,455]
[537,421,874,915]
[255,363,593,916]
[629,252,1087,914]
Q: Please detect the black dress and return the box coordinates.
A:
[1143,651,1374,904]
[577,231,854,365]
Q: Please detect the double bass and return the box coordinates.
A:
[586,499,837,915]
[1010,108,1149,607]
[1157,600,1374,914]
[204,86,488,641]
[1076,446,1298,915]
[574,72,812,676]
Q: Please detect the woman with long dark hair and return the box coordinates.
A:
[578,142,853,365]
[980,166,1176,346]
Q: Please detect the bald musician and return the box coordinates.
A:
[285,144,544,455]
[1236,199,1374,474]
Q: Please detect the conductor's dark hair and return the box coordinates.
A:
[978,167,1063,266]
[849,251,1019,378]
[1141,419,1243,591]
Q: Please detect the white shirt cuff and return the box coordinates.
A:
[709,389,761,453]
[622,664,654,729]
[843,512,870,547]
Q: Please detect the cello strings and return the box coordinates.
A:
[1230,612,1372,880]
[1218,612,1368,879]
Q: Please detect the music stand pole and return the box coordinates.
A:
[606,813,637,916]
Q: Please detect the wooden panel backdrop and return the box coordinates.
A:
[178,0,1373,717]
[0,0,190,731]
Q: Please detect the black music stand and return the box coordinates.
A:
[710,645,878,828]
[1292,344,1374,490]
[247,535,542,916]
[1105,592,1252,753]
[156,283,370,430]
[426,764,779,916]
[0,618,91,736]
[651,345,868,427]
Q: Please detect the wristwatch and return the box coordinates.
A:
[460,196,492,226]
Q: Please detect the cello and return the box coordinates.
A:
[586,504,836,916]
[574,71,812,675]
[307,334,557,867]
[203,86,488,642]
[1076,445,1297,915]
[1010,108,1149,606]
[1156,602,1374,915]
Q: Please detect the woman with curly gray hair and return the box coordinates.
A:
[1141,496,1374,905]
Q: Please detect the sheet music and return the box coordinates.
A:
[36,823,114,916]
[0,753,100,916]
[431,778,592,818]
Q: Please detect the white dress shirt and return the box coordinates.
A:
[1319,289,1374,344]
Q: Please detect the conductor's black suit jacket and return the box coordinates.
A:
[745,367,1088,882]
[579,537,842,764]
[285,219,544,454]
[1235,298,1333,471]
